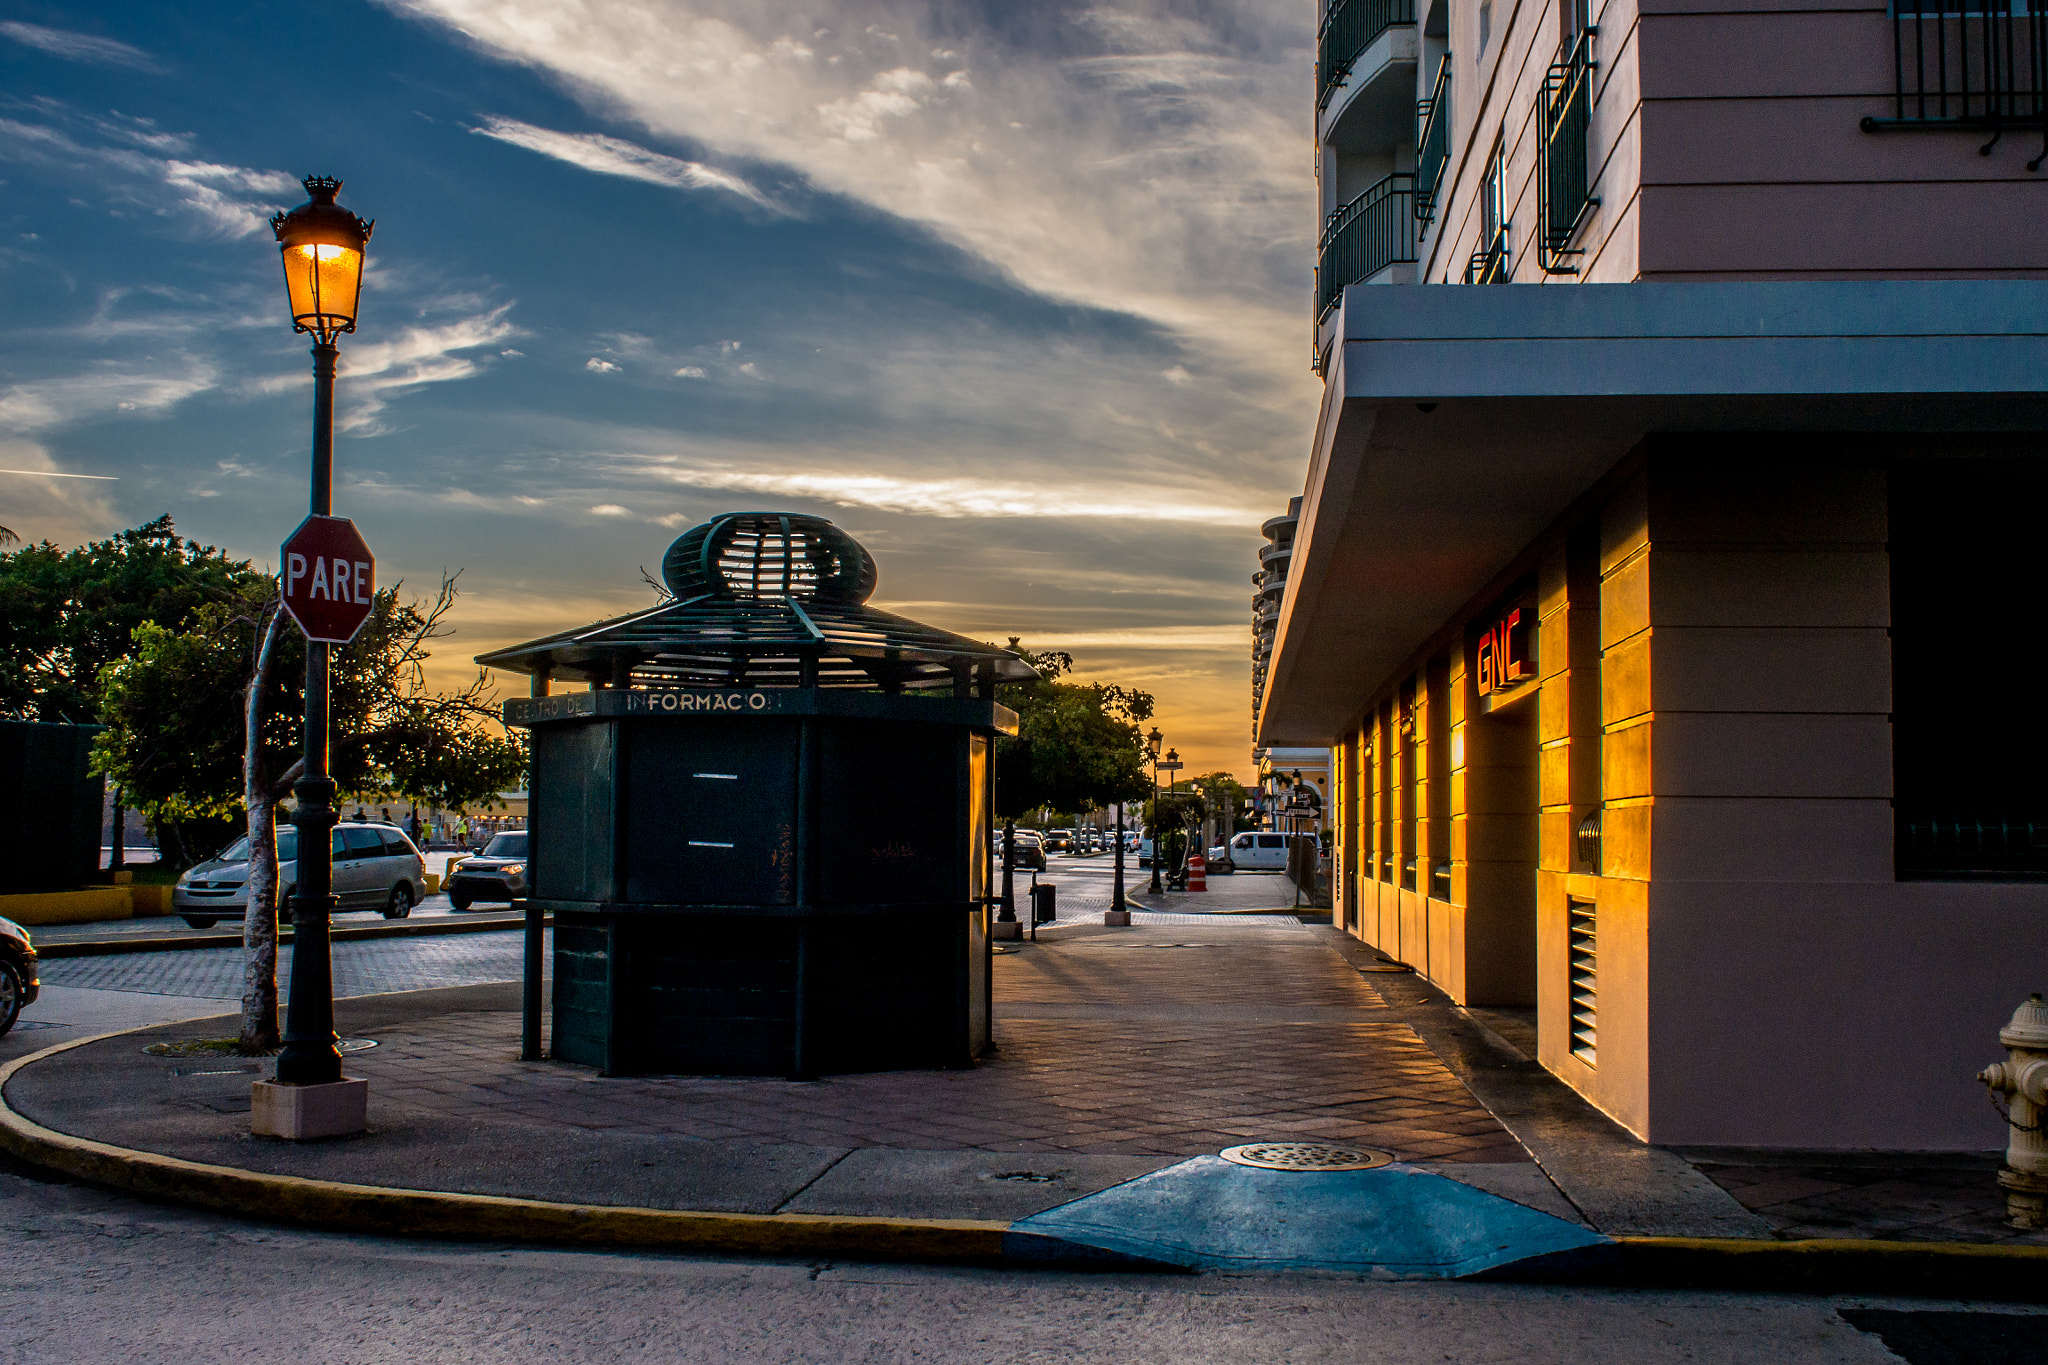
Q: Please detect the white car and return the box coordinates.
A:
[1209,831,1316,873]
[174,822,427,928]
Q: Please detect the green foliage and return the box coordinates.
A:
[1190,771,1256,833]
[993,639,1155,820]
[0,516,263,722]
[69,520,526,863]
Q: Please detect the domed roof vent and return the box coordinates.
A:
[663,512,877,604]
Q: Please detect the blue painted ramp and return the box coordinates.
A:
[1006,1157,1609,1277]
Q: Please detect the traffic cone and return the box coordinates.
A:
[1188,851,1207,892]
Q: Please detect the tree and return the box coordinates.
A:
[0,516,259,723]
[991,639,1154,910]
[94,566,525,1052]
[95,573,527,864]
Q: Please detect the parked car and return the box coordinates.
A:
[444,830,529,910]
[0,914,39,1039]
[1209,831,1317,873]
[173,823,426,928]
[989,827,1046,872]
[1043,829,1073,853]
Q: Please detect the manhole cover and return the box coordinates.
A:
[1220,1142,1395,1172]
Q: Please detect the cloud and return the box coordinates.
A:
[250,305,522,431]
[652,465,1262,527]
[0,21,162,72]
[0,107,296,237]
[586,357,621,374]
[0,358,219,431]
[673,365,707,379]
[588,503,631,516]
[384,0,1317,401]
[1015,625,1247,649]
[470,116,781,211]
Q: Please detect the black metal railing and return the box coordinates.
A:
[1316,173,1418,322]
[1414,56,1454,222]
[1864,0,2047,169]
[1900,812,2048,878]
[1538,27,1599,273]
[1318,0,1420,111]
[1464,229,1510,282]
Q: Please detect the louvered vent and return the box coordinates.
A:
[1567,899,1597,1066]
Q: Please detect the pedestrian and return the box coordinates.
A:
[455,814,469,849]
[408,811,424,845]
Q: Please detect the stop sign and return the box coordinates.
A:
[280,515,376,643]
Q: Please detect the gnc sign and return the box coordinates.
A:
[280,514,376,643]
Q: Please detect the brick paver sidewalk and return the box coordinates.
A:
[345,917,1527,1162]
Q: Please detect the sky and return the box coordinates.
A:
[0,1,1320,781]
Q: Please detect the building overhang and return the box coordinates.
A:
[1257,280,2048,746]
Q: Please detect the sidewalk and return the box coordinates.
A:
[3,907,2043,1287]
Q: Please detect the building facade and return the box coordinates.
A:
[1264,0,2048,1148]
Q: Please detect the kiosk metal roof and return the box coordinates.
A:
[477,512,1039,692]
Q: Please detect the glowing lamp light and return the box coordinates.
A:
[270,176,373,342]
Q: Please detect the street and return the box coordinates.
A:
[2,1152,2037,1364]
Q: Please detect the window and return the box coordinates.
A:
[343,827,386,857]
[1465,136,1510,282]
[1414,56,1454,223]
[1257,834,1284,849]
[1864,1,2047,172]
[1537,0,1598,273]
[1891,456,2048,877]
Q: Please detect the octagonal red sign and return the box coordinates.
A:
[280,515,376,644]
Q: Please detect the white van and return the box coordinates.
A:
[1210,831,1314,873]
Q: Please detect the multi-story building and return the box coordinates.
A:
[1262,0,2048,1148]
[1250,499,1298,726]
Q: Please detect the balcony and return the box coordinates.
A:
[1317,173,1418,324]
[1863,1,2047,169]
[1319,0,1419,112]
[1414,56,1453,223]
[1464,229,1510,283]
[1537,28,1598,274]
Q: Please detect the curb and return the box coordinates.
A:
[0,1030,1006,1264]
[34,914,543,959]
[4,1025,2046,1292]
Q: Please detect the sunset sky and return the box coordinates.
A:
[0,2,1321,779]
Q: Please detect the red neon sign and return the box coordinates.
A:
[1476,607,1533,695]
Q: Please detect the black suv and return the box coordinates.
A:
[444,830,529,910]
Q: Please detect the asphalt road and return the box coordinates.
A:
[7,1156,2041,1365]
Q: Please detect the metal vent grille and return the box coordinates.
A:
[1568,899,1597,1066]
[1219,1142,1394,1172]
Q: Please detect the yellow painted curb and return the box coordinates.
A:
[0,1032,1007,1262]
[0,887,136,926]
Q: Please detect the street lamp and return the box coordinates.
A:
[271,177,372,1092]
[1146,728,1164,896]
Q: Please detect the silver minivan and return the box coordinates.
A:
[173,822,427,928]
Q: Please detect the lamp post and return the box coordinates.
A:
[1146,727,1164,895]
[270,177,372,1092]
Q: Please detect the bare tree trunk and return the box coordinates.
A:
[239,607,286,1053]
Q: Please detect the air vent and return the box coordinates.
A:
[1567,899,1597,1066]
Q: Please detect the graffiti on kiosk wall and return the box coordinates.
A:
[1475,604,1536,696]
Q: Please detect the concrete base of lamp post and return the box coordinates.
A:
[992,920,1023,941]
[250,1078,367,1140]
[1103,909,1131,926]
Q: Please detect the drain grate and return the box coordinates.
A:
[1220,1142,1395,1172]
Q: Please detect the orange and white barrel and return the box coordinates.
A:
[1187,852,1206,892]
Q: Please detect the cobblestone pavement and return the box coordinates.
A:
[36,931,528,1000]
[338,916,1528,1162]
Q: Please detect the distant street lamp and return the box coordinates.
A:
[1146,727,1164,896]
[270,177,373,1092]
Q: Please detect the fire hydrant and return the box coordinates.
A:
[1979,992,2048,1229]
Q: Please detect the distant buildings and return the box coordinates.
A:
[1259,0,2048,1149]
